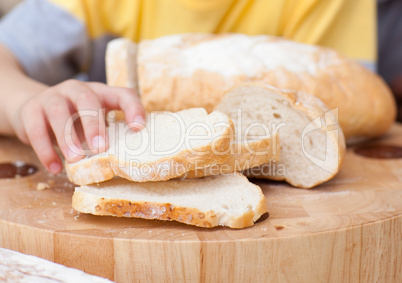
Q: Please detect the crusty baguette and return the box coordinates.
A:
[183,135,280,178]
[66,108,235,185]
[215,83,346,188]
[132,33,396,140]
[72,173,267,229]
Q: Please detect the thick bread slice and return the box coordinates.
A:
[136,33,396,139]
[72,173,267,229]
[66,108,235,185]
[216,84,346,189]
[106,38,138,91]
[183,135,280,178]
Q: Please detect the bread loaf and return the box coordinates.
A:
[66,108,234,185]
[124,33,395,140]
[215,83,346,188]
[72,173,267,229]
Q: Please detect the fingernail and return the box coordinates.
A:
[92,135,106,150]
[134,115,145,124]
[49,162,61,175]
[133,116,145,130]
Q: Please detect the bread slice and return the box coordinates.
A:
[72,173,267,229]
[215,84,346,188]
[105,109,280,179]
[135,33,396,140]
[66,108,235,185]
[183,135,280,178]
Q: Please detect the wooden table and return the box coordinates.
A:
[0,125,401,283]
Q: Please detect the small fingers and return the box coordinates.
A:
[75,90,107,154]
[43,95,83,163]
[58,80,108,154]
[21,102,62,174]
[88,83,146,131]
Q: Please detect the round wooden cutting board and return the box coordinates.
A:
[0,125,401,283]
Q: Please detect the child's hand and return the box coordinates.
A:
[13,79,145,175]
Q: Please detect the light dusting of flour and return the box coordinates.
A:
[139,34,342,79]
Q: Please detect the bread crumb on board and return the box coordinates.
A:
[36,179,56,191]
[36,182,50,191]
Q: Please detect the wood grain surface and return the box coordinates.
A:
[0,125,401,282]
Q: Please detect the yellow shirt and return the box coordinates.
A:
[50,0,376,63]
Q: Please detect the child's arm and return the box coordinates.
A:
[0,43,145,174]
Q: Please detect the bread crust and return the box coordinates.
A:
[135,33,396,140]
[72,173,267,229]
[183,134,280,178]
[65,111,235,185]
[106,38,138,91]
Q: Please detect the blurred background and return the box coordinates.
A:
[1,0,401,120]
[0,0,21,17]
